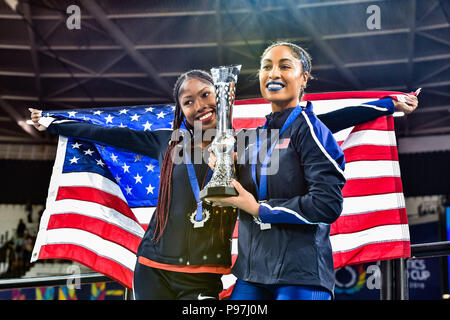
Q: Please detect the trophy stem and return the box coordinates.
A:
[199,64,241,201]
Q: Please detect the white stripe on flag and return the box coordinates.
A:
[344,160,401,180]
[308,99,385,114]
[340,130,397,150]
[231,238,238,255]
[131,207,156,225]
[333,127,354,143]
[59,171,127,202]
[46,199,145,237]
[43,228,137,271]
[330,224,410,254]
[221,274,238,290]
[233,103,271,119]
[342,192,405,216]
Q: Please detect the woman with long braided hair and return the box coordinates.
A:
[31,70,238,300]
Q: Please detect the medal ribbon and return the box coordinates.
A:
[252,105,303,201]
[184,138,213,222]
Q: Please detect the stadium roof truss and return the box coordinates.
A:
[0,0,449,144]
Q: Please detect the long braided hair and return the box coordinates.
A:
[153,69,214,242]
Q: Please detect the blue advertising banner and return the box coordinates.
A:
[0,281,125,300]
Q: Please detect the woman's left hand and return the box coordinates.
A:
[206,179,260,217]
[393,94,418,115]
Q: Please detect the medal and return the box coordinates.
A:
[190,208,211,228]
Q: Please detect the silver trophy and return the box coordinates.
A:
[200,64,241,200]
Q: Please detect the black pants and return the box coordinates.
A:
[133,261,223,300]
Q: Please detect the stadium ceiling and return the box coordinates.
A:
[0,0,449,144]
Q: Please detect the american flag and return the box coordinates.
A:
[31,92,411,293]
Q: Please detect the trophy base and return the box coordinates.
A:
[200,186,238,200]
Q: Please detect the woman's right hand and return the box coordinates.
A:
[28,108,46,131]
[207,147,217,170]
[207,147,238,171]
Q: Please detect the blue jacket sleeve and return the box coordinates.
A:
[257,110,346,225]
[317,98,395,133]
[47,120,172,158]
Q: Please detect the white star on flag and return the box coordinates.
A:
[146,184,155,194]
[105,115,114,124]
[134,173,143,184]
[93,110,103,115]
[96,159,105,167]
[145,163,155,172]
[83,149,94,156]
[143,121,152,131]
[69,156,79,164]
[68,111,77,117]
[124,185,133,195]
[130,114,140,121]
[156,111,165,119]
[122,163,130,173]
[71,142,82,149]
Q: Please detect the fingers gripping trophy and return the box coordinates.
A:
[200,64,241,200]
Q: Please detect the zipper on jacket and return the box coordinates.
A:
[185,219,191,266]
[246,217,253,278]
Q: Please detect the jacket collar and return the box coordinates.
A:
[264,101,310,129]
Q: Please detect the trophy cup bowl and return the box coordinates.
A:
[199,64,241,200]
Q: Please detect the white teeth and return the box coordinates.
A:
[267,84,283,89]
[199,112,212,121]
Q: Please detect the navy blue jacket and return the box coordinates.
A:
[233,99,394,294]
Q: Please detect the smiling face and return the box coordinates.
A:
[178,77,217,132]
[259,45,309,111]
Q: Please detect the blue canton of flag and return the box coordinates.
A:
[45,105,175,208]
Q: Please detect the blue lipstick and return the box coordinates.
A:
[266,81,285,92]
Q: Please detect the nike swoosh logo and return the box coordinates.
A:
[198,293,216,300]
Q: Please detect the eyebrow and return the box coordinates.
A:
[179,86,211,100]
[261,58,295,64]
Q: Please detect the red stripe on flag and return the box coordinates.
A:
[304,91,406,101]
[330,208,408,236]
[56,186,137,222]
[342,177,403,197]
[235,92,406,105]
[47,213,141,253]
[232,221,239,238]
[235,99,268,105]
[344,145,398,162]
[233,118,266,130]
[38,243,133,289]
[333,241,411,269]
[219,284,235,300]
[351,116,394,133]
